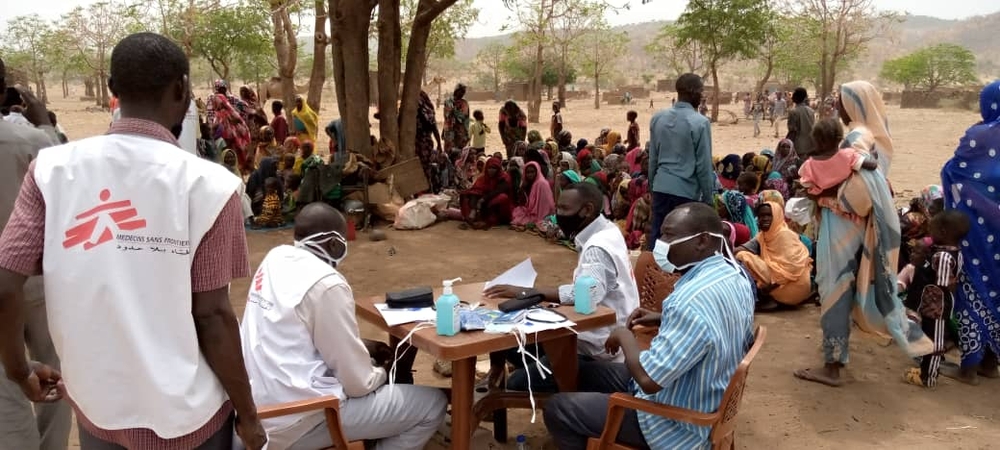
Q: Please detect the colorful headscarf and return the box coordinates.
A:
[760,149,774,159]
[214,79,228,92]
[757,189,785,210]
[840,80,893,170]
[762,172,789,200]
[772,139,798,176]
[920,184,943,212]
[757,201,812,284]
[561,169,582,184]
[719,154,742,181]
[752,154,773,174]
[528,130,543,144]
[720,190,759,236]
[981,79,1000,124]
[603,154,622,173]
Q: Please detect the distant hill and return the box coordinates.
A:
[451,12,999,89]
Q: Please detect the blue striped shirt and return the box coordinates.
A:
[635,255,755,449]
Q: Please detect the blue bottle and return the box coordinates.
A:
[436,277,463,336]
[573,264,598,315]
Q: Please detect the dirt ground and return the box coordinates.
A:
[51,93,1000,449]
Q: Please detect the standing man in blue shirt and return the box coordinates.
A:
[647,73,715,248]
[544,203,755,449]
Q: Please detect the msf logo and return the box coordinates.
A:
[62,189,147,250]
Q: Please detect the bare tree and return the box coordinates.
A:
[306,0,330,110]
[63,1,131,108]
[781,0,898,99]
[548,0,605,107]
[476,42,507,93]
[577,24,628,110]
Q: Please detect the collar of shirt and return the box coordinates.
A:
[674,102,695,110]
[106,118,180,147]
[574,215,612,249]
[676,254,732,286]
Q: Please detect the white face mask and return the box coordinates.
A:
[294,230,347,267]
[653,232,730,273]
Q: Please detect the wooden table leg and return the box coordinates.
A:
[450,356,476,450]
[541,334,579,392]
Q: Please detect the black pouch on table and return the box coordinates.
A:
[386,286,434,309]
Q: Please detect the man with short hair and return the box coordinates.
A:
[0,57,72,450]
[544,203,755,449]
[486,182,640,390]
[647,73,714,247]
[241,203,447,450]
[0,33,266,450]
[786,87,816,156]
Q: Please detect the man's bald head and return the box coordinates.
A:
[661,202,724,238]
[294,203,347,240]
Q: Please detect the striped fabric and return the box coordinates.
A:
[635,255,755,449]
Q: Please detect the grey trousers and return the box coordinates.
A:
[290,384,447,450]
[544,362,649,450]
[0,277,72,450]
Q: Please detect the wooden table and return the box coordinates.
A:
[356,282,617,450]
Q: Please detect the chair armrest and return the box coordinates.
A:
[257,395,341,420]
[607,392,717,427]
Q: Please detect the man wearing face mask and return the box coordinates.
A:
[0,33,266,449]
[240,203,447,450]
[485,182,639,391]
[543,203,755,449]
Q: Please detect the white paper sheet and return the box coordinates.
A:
[374,303,437,326]
[483,258,537,290]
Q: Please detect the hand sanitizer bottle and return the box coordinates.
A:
[436,277,463,336]
[573,264,598,315]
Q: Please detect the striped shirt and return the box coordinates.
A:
[635,255,755,449]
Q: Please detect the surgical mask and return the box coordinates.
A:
[294,230,347,267]
[652,232,729,273]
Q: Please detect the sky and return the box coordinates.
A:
[1,0,998,37]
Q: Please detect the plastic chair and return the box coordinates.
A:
[631,251,680,349]
[256,396,364,450]
[586,325,767,450]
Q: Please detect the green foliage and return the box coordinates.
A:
[673,0,770,67]
[3,15,53,79]
[577,25,629,83]
[189,0,272,81]
[880,43,977,91]
[500,39,576,87]
[644,24,706,77]
[401,0,479,61]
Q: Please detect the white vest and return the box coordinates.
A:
[574,216,640,361]
[179,100,200,156]
[34,133,240,437]
[240,245,348,436]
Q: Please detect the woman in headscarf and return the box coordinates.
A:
[752,154,773,175]
[291,95,319,143]
[416,91,444,193]
[460,157,513,230]
[524,147,551,180]
[795,81,930,387]
[839,80,894,175]
[772,139,800,182]
[604,130,622,153]
[254,126,279,169]
[498,100,527,158]
[453,147,480,191]
[594,128,610,147]
[513,140,528,158]
[763,172,789,199]
[919,184,944,217]
[717,154,742,190]
[325,119,346,163]
[741,151,757,171]
[576,148,602,177]
[208,80,252,173]
[239,86,269,140]
[557,130,575,156]
[442,83,471,153]
[246,156,283,216]
[736,201,814,308]
[511,161,556,232]
[625,144,644,175]
[717,190,759,237]
[545,141,560,165]
[940,80,1000,384]
[222,149,254,221]
[527,130,545,152]
[576,139,588,154]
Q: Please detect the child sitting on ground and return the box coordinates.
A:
[903,210,969,388]
[253,177,285,228]
[737,171,760,206]
[283,173,301,221]
[799,118,879,196]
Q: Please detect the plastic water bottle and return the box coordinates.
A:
[516,434,529,450]
[573,264,599,315]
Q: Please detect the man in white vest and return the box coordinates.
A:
[0,33,266,450]
[485,182,640,391]
[240,203,446,450]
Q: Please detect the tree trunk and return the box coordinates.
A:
[528,40,544,124]
[377,0,402,155]
[755,59,773,96]
[593,74,600,110]
[271,2,298,114]
[61,71,69,98]
[99,69,110,109]
[557,49,567,107]
[330,0,373,157]
[84,78,94,97]
[39,76,48,105]
[710,63,720,123]
[397,0,458,160]
[306,0,330,111]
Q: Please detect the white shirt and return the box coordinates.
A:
[3,112,32,127]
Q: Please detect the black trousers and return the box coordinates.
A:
[543,362,650,450]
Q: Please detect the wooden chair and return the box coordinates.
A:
[632,251,680,349]
[256,396,364,450]
[586,325,767,450]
